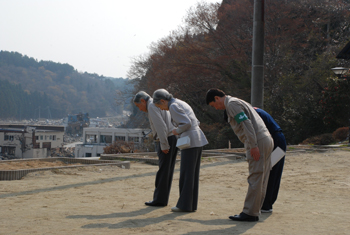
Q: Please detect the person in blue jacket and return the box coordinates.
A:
[253,108,287,213]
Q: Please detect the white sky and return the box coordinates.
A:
[0,0,220,78]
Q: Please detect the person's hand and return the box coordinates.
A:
[172,129,179,135]
[162,149,169,154]
[250,147,260,161]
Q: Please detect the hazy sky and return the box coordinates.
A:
[0,0,220,78]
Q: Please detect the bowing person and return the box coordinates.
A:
[206,88,273,222]
[153,89,208,212]
[133,91,177,207]
[254,107,287,213]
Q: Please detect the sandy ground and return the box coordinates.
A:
[0,148,349,235]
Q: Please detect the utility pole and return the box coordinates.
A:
[46,106,52,119]
[16,132,26,159]
[251,0,265,108]
[35,106,41,120]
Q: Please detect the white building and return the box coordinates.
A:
[74,127,151,158]
[0,125,64,159]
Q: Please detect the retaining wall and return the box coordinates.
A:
[0,157,130,181]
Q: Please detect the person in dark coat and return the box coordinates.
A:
[254,107,287,213]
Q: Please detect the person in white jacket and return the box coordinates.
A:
[153,89,208,212]
[134,91,177,207]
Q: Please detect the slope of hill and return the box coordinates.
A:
[0,51,134,119]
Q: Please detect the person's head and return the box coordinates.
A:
[152,89,173,110]
[205,88,226,110]
[133,91,150,112]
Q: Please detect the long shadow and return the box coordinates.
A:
[183,225,252,235]
[179,218,234,226]
[0,171,156,199]
[200,159,238,169]
[1,160,235,199]
[78,213,267,232]
[68,207,272,233]
[67,206,160,219]
[181,213,273,235]
[80,212,182,229]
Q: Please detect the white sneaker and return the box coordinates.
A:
[171,206,184,212]
[261,209,273,213]
[171,206,195,212]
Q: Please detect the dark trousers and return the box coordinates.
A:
[262,132,287,210]
[153,135,178,205]
[176,146,202,211]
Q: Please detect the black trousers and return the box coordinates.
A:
[176,146,203,211]
[153,135,178,205]
[262,132,287,210]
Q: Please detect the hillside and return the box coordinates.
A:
[129,0,350,145]
[0,51,135,119]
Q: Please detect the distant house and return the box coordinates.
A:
[0,125,64,159]
[74,127,151,158]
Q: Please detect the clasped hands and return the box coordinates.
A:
[161,129,180,154]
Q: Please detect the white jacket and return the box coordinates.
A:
[168,98,208,148]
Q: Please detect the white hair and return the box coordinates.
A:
[152,89,173,104]
[133,91,150,103]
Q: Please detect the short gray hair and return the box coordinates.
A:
[133,91,150,103]
[152,89,173,104]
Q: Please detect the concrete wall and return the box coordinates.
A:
[75,144,106,158]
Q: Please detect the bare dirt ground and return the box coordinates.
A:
[0,148,349,235]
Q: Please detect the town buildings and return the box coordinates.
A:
[0,124,64,159]
[74,127,151,158]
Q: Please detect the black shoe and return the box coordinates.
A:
[145,201,166,206]
[229,212,259,222]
